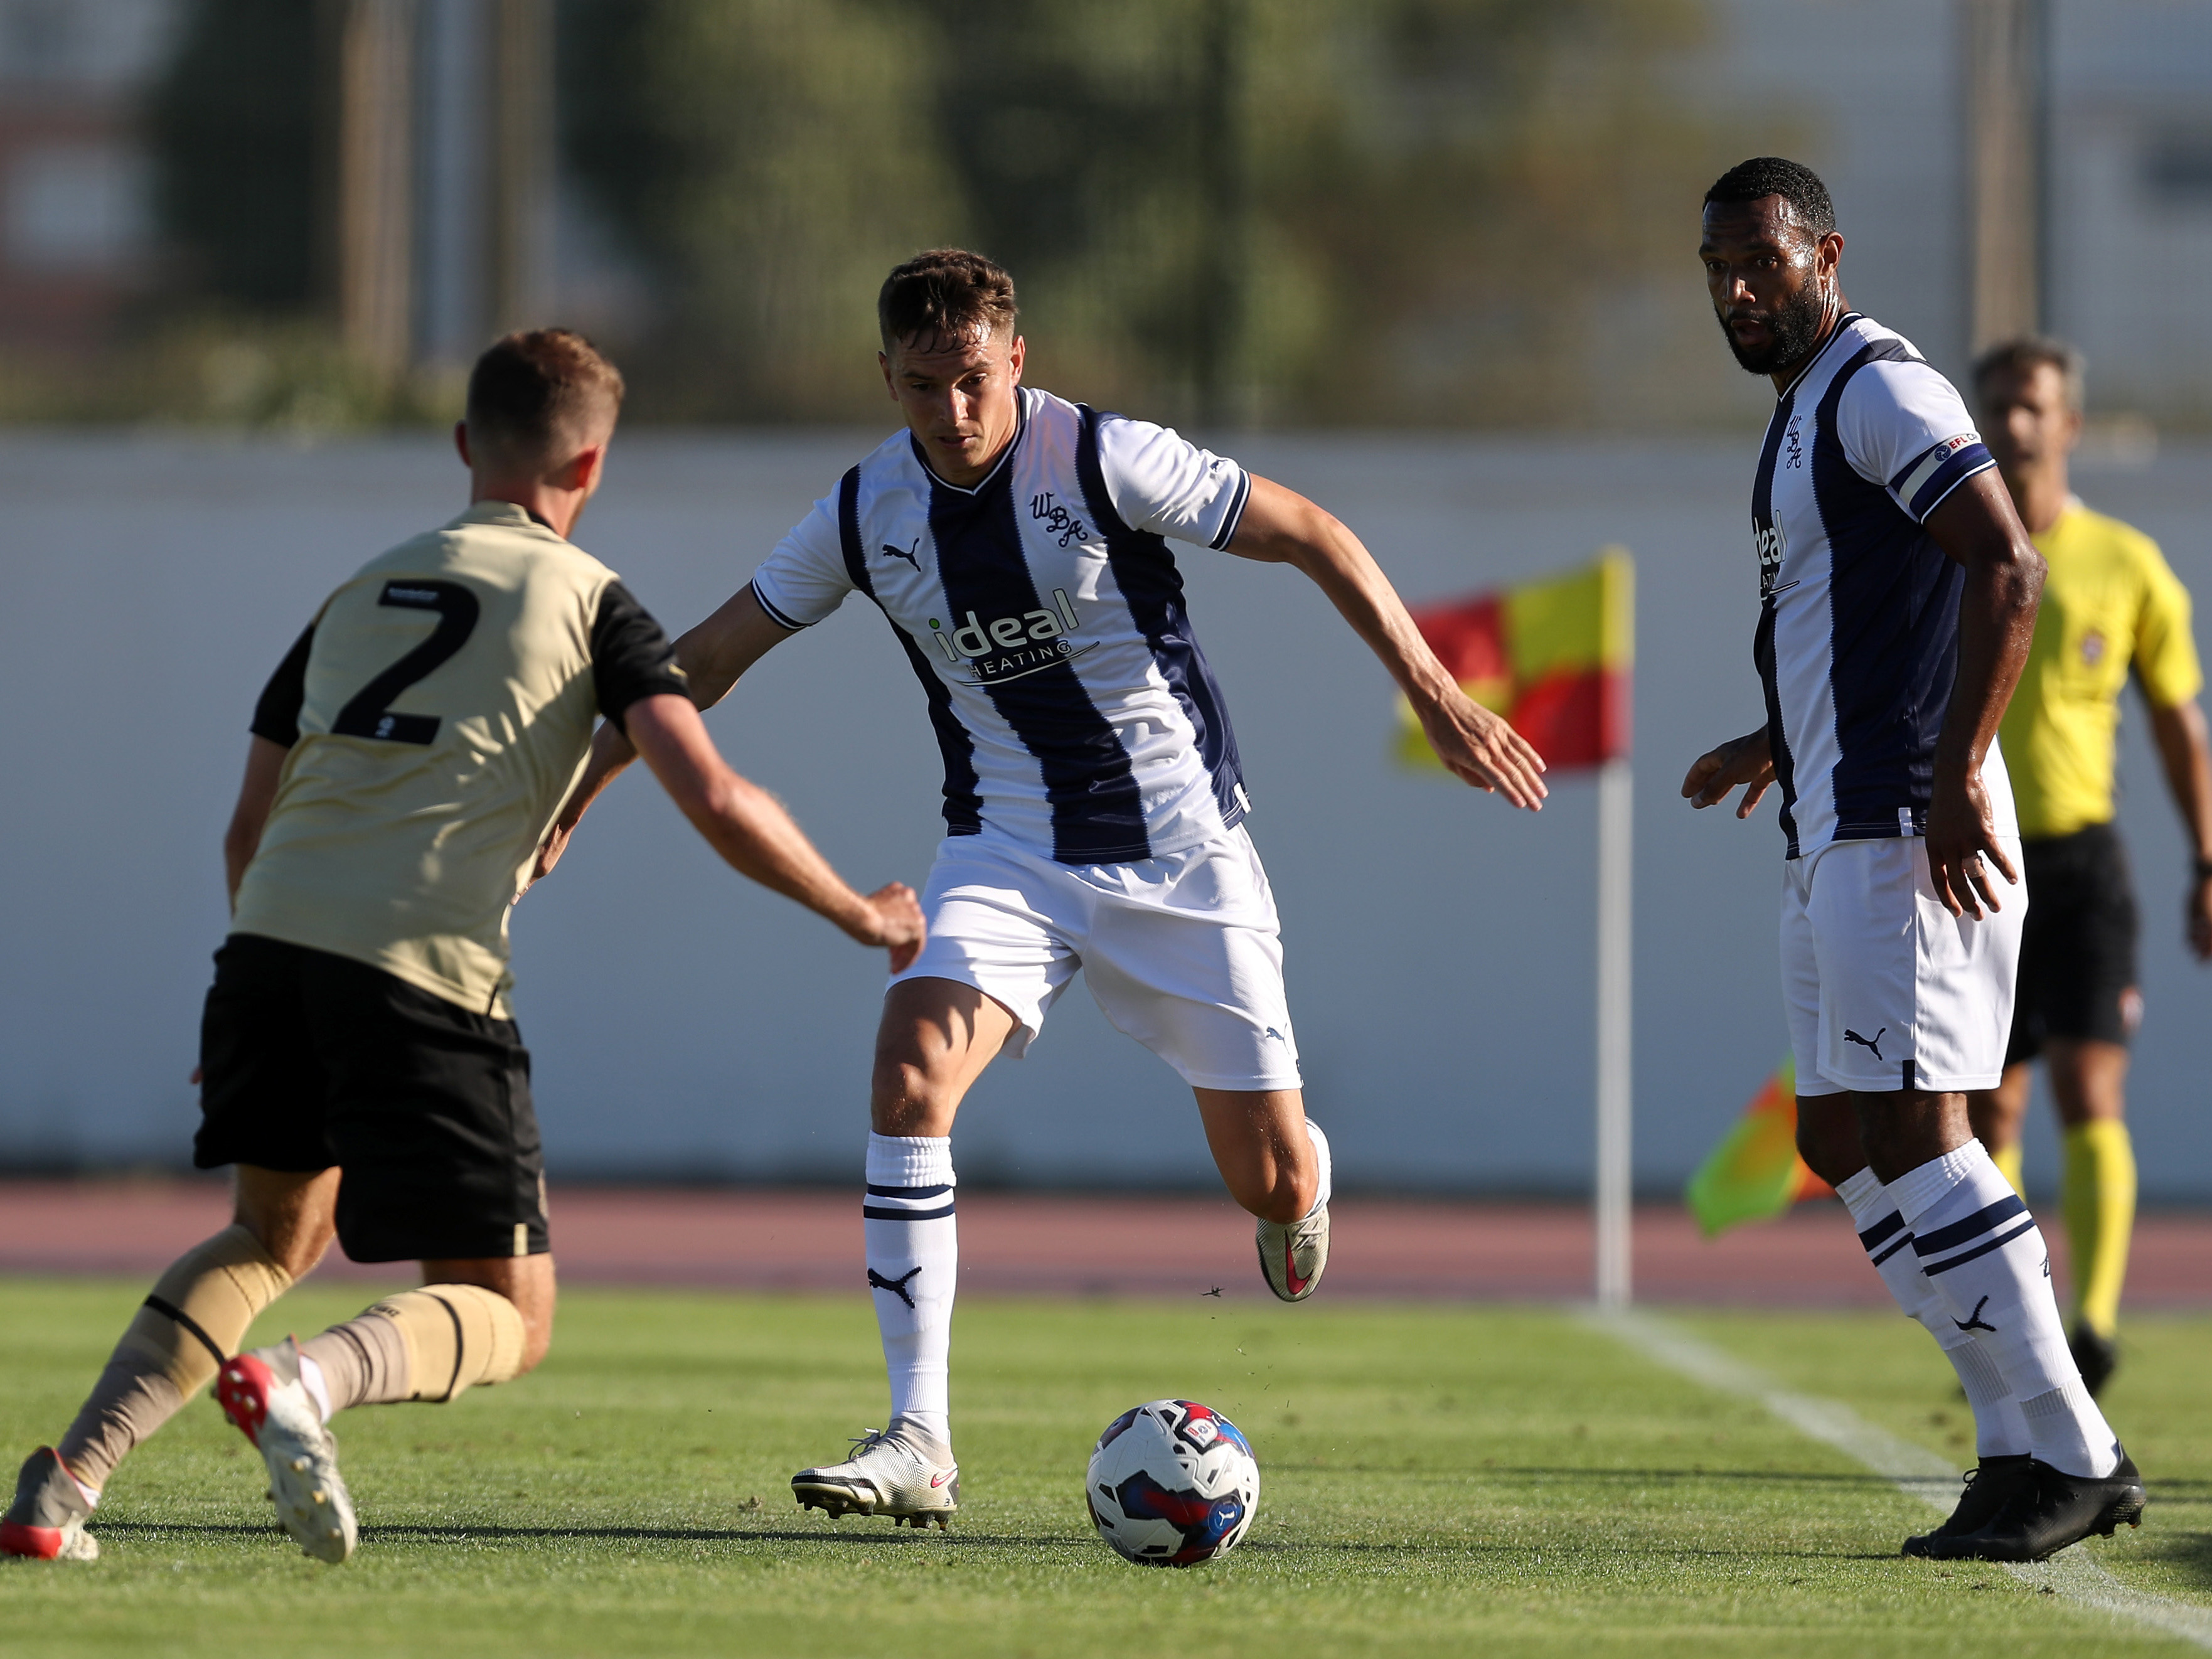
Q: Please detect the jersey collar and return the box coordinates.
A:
[908,387,1031,496]
[456,499,565,539]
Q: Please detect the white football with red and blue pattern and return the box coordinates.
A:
[1085,1399,1258,1567]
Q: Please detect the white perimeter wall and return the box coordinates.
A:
[4,431,2209,1197]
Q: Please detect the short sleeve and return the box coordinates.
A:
[1836,359,1997,523]
[2132,538,2204,709]
[748,494,856,630]
[1093,413,1252,549]
[589,582,691,729]
[249,624,316,747]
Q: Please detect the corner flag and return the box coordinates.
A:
[1684,1059,1835,1239]
[1397,550,1637,1304]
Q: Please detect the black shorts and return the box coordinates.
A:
[195,934,550,1262]
[2006,821,2140,1065]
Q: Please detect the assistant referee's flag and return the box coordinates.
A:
[1397,550,1637,1304]
[1684,1058,1835,1239]
[1395,549,1632,771]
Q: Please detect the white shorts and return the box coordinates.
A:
[1781,836,2024,1096]
[891,825,1302,1093]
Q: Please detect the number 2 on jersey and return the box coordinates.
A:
[333,580,480,744]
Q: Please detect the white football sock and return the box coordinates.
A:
[295,1350,334,1425]
[1302,1119,1333,1219]
[1893,1141,2119,1477]
[1835,1166,2028,1458]
[863,1133,957,1452]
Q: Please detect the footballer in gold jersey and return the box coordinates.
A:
[1967,338,2212,1396]
[2,332,924,1567]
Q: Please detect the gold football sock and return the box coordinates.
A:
[1990,1140,2026,1200]
[2063,1120,2135,1339]
[302,1286,526,1408]
[58,1225,292,1490]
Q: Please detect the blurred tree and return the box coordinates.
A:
[146,0,323,312]
[561,0,965,420]
[563,0,1738,426]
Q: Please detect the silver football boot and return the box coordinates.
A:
[791,1423,958,1528]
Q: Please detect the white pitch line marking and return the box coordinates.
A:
[1584,1306,2212,1651]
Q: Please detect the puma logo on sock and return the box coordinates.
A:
[867,1267,922,1310]
[1953,1294,1997,1334]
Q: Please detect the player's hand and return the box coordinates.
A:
[1681,727,1775,817]
[516,818,575,900]
[1418,689,1548,809]
[2187,871,2212,963]
[848,882,927,974]
[1923,768,2018,920]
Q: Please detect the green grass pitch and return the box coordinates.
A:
[1,1279,2208,1656]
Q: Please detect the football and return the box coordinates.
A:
[1084,1399,1259,1567]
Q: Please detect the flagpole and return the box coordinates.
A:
[1595,755,1633,1308]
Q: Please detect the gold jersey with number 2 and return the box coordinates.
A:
[2000,498,2203,841]
[231,500,685,1017]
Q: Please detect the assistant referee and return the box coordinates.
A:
[1967,336,2212,1397]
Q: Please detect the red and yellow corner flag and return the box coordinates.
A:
[1683,1058,1835,1239]
[1397,549,1633,771]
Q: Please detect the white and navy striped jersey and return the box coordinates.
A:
[1751,312,2016,860]
[749,387,1254,864]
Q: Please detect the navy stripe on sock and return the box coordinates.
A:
[863,1201,956,1222]
[1920,1215,2038,1276]
[1869,1234,1915,1267]
[865,1183,953,1200]
[1910,1195,2027,1257]
[1856,1211,1906,1250]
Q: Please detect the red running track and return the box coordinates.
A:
[3,1180,2208,1306]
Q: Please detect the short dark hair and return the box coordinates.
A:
[877,248,1019,352]
[465,328,625,468]
[1704,157,1837,239]
[1973,334,2085,410]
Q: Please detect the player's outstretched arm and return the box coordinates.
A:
[531,585,798,887]
[222,736,291,909]
[2145,695,2212,960]
[1923,469,2046,919]
[1680,725,1775,818]
[622,692,924,969]
[1226,475,1547,810]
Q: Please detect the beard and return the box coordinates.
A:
[1717,285,1829,376]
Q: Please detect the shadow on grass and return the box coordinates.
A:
[90,1520,1092,1549]
[1314,1465,1915,1486]
[87,1522,1893,1567]
[2122,1529,2212,1589]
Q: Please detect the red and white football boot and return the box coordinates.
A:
[1,1448,97,1561]
[216,1340,357,1564]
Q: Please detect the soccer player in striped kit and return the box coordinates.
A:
[542,248,1548,1527]
[1682,159,2145,1562]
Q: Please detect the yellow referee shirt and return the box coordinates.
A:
[2000,499,2203,841]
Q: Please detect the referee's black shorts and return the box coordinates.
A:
[2006,821,2140,1066]
[194,933,550,1262]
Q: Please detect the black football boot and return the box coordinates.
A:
[1901,1453,2033,1558]
[1925,1450,2146,1562]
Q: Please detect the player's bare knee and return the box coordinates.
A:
[1794,1098,1864,1188]
[870,1059,956,1137]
